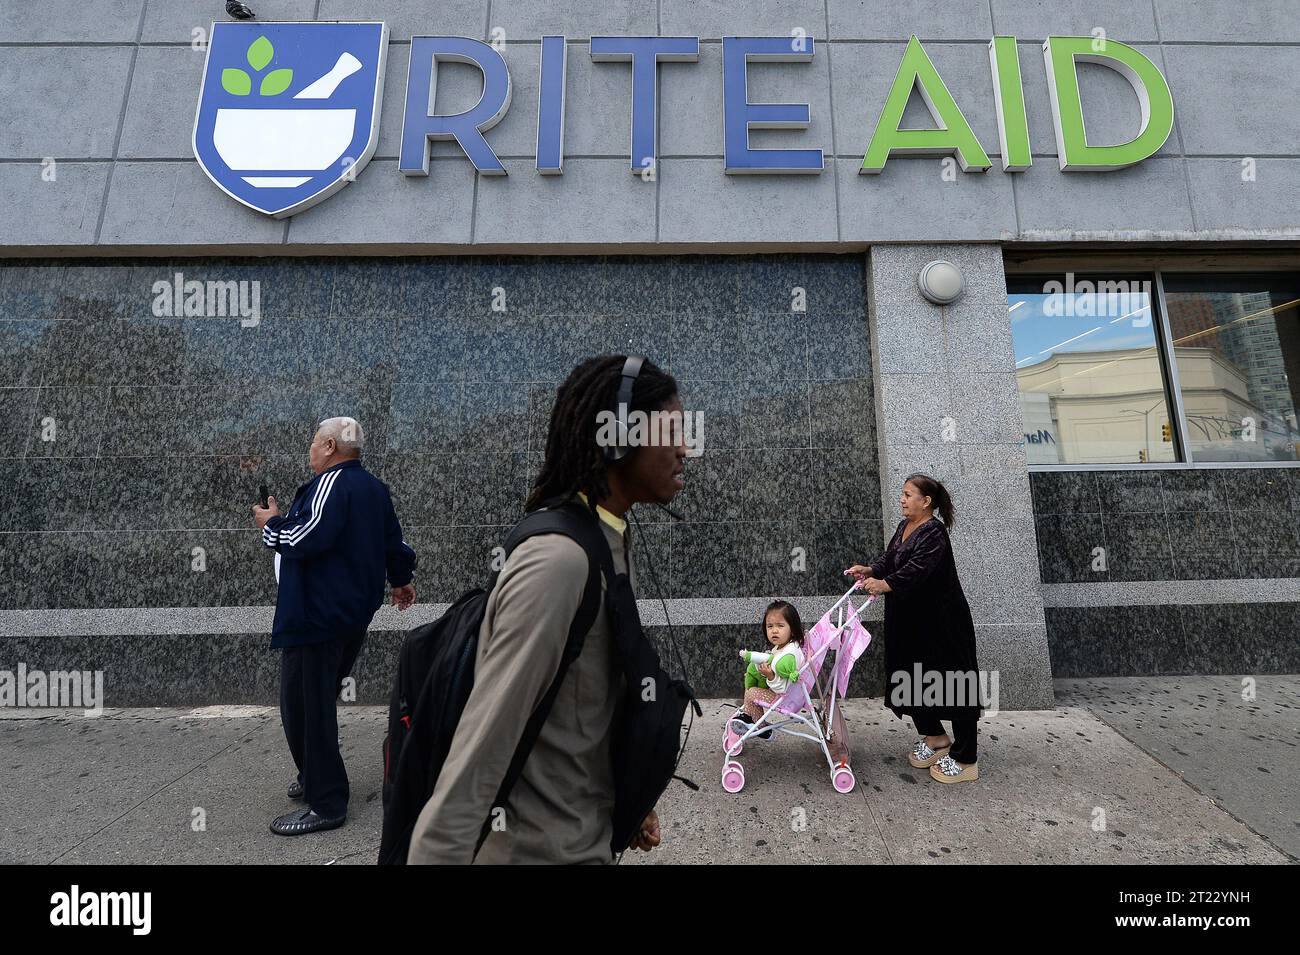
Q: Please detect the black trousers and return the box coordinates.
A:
[913,712,978,764]
[280,629,365,818]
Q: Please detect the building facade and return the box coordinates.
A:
[1,0,1298,706]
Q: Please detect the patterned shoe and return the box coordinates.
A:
[908,737,951,768]
[269,808,345,836]
[287,778,304,800]
[930,754,978,784]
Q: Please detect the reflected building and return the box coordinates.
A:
[1017,347,1176,465]
[1166,290,1300,461]
[1018,344,1296,465]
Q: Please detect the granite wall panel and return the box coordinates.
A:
[1031,468,1300,584]
[1046,603,1300,678]
[1,254,881,700]
[1032,468,1300,674]
[0,623,891,705]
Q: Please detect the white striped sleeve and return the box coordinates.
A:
[264,470,345,554]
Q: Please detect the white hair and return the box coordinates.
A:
[317,416,364,454]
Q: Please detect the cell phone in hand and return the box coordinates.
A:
[259,484,270,508]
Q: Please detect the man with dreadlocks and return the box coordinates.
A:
[407,355,688,864]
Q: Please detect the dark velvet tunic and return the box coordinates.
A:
[869,518,981,720]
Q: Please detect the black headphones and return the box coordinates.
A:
[604,355,646,463]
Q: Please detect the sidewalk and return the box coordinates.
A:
[1,677,1294,865]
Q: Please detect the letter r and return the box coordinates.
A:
[401,36,512,175]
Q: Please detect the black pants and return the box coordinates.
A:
[913,712,978,764]
[280,630,365,818]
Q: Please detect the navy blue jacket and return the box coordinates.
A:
[262,459,417,648]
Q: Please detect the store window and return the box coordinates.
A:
[1007,274,1176,465]
[1162,274,1300,463]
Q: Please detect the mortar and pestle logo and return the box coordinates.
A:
[212,35,363,187]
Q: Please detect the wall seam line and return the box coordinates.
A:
[823,0,841,243]
[93,0,148,245]
[468,0,494,244]
[655,0,662,242]
[1151,0,1198,233]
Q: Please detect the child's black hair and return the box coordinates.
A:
[763,600,804,645]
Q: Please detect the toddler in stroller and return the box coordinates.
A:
[722,584,873,794]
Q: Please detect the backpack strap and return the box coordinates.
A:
[475,500,617,855]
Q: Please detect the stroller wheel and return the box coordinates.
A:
[831,766,856,794]
[723,725,744,756]
[721,761,745,794]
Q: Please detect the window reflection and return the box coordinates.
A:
[1008,275,1175,465]
[1163,275,1300,463]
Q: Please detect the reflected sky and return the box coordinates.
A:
[1009,290,1156,374]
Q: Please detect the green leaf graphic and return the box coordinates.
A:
[221,68,251,95]
[247,35,274,72]
[260,68,293,96]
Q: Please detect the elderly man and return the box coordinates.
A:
[253,417,417,836]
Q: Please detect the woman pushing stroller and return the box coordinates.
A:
[720,472,978,794]
[847,473,982,784]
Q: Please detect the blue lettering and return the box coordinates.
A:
[723,36,823,174]
[590,36,699,173]
[400,36,511,176]
[536,36,567,174]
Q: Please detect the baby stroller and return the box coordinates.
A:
[721,584,874,794]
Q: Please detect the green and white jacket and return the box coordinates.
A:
[744,642,805,695]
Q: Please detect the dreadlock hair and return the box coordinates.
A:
[525,354,679,514]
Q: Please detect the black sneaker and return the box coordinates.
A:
[732,712,772,740]
[287,779,304,800]
[270,808,345,836]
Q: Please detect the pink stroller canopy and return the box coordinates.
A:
[833,611,871,698]
[805,591,874,698]
[765,590,874,714]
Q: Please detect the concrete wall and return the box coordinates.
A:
[3,0,1300,252]
[867,244,1054,708]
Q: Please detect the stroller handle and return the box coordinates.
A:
[830,579,874,621]
[796,586,874,676]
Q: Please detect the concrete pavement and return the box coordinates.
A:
[1,678,1294,865]
[1055,676,1299,861]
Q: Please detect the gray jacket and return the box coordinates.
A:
[407,511,634,864]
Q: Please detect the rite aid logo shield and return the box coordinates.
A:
[193,21,387,218]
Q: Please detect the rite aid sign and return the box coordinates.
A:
[193,21,1176,218]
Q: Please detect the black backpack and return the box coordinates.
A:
[377,500,696,864]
